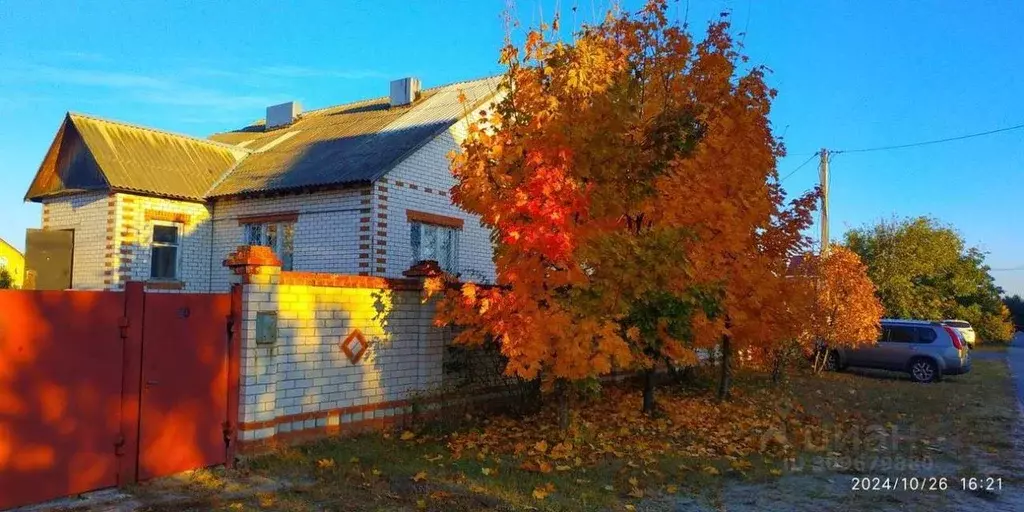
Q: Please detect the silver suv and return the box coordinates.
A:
[830,319,971,382]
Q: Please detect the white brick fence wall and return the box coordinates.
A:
[224,246,491,452]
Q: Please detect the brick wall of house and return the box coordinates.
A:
[229,253,453,449]
[210,188,369,291]
[40,192,111,289]
[112,193,214,292]
[378,126,496,283]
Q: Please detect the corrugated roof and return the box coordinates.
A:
[24,113,248,201]
[70,114,248,200]
[24,76,501,202]
[206,76,500,197]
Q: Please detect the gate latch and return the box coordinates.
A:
[222,421,233,448]
[226,315,235,342]
[114,433,126,456]
[118,317,130,339]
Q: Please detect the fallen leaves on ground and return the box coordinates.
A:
[445,385,837,472]
[532,483,555,500]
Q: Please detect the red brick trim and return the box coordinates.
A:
[406,210,464,229]
[119,198,138,285]
[279,271,420,290]
[238,384,510,433]
[145,280,185,290]
[236,211,299,225]
[239,398,412,432]
[236,415,411,454]
[105,196,118,286]
[369,181,389,276]
[403,260,444,278]
[341,329,369,363]
[234,386,515,454]
[145,210,191,224]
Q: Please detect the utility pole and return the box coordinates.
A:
[819,148,830,256]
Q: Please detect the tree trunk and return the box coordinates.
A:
[812,347,829,374]
[642,367,657,415]
[718,335,732,401]
[555,379,570,431]
[771,349,783,385]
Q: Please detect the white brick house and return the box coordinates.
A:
[23,77,499,291]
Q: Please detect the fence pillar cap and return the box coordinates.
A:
[402,260,444,279]
[224,246,281,283]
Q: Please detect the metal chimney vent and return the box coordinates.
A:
[266,101,302,130]
[389,77,421,107]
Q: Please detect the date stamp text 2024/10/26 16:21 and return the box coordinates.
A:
[851,476,1003,492]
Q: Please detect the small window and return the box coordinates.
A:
[150,224,180,280]
[916,327,938,343]
[887,326,918,344]
[0,256,8,269]
[243,221,295,270]
[410,221,459,272]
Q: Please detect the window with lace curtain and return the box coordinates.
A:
[410,222,459,273]
[242,221,295,270]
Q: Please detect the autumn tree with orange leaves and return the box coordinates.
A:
[808,246,885,373]
[432,1,822,422]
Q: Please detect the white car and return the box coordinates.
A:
[942,320,977,348]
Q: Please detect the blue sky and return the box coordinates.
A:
[1,1,1022,294]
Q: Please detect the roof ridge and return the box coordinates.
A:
[259,74,503,120]
[68,112,252,154]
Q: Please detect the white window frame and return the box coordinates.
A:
[150,221,182,281]
[410,221,460,273]
[242,221,295,271]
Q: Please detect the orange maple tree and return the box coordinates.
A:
[432,1,821,414]
[807,246,885,372]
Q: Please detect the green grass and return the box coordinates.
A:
[972,342,1011,354]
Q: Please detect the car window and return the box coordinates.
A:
[887,326,918,343]
[916,327,938,343]
[878,327,891,343]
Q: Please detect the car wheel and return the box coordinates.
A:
[909,358,938,383]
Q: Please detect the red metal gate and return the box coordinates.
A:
[0,284,239,510]
[137,292,232,480]
[0,290,126,510]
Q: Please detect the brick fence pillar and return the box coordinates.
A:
[402,260,446,392]
[224,245,282,449]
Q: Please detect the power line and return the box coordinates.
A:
[780,153,818,182]
[835,122,1024,155]
[991,265,1024,272]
